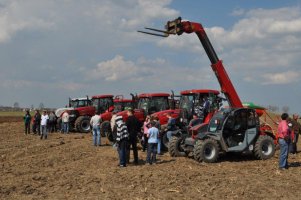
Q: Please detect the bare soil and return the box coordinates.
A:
[1,121,301,200]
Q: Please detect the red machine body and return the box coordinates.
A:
[139,17,276,145]
[117,93,171,123]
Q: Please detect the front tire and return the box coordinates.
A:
[169,136,186,157]
[254,135,275,160]
[100,121,114,142]
[75,116,91,133]
[194,138,220,163]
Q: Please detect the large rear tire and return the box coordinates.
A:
[254,135,275,160]
[194,138,220,163]
[75,116,91,133]
[100,121,114,142]
[169,136,186,157]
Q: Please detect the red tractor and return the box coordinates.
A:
[66,94,115,133]
[139,17,276,162]
[117,92,171,122]
[150,89,223,150]
[99,94,137,140]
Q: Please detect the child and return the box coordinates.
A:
[146,121,159,165]
[142,115,151,152]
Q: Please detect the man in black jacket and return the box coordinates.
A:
[126,109,142,165]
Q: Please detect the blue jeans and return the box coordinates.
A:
[157,138,161,154]
[92,126,101,146]
[279,138,289,168]
[147,143,158,164]
[40,125,48,139]
[63,122,69,134]
[118,140,127,166]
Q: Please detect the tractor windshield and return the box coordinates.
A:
[179,94,194,113]
[70,99,91,108]
[92,98,113,113]
[114,102,133,112]
[137,97,169,114]
[208,109,231,132]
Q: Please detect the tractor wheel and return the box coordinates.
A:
[75,116,91,133]
[162,133,169,150]
[254,135,275,160]
[100,121,114,142]
[169,136,186,157]
[194,138,220,163]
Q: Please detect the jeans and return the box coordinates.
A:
[40,125,48,139]
[157,138,161,154]
[127,138,138,164]
[146,143,158,164]
[118,140,128,166]
[279,138,289,168]
[63,122,69,134]
[92,126,101,146]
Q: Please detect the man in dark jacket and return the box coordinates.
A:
[126,109,142,165]
[33,110,41,135]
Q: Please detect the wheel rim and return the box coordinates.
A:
[204,144,215,160]
[261,141,273,156]
[81,120,90,131]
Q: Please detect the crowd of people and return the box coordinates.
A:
[23,110,58,139]
[23,109,301,169]
[277,113,301,170]
[23,108,171,167]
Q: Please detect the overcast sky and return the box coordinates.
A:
[1,0,301,113]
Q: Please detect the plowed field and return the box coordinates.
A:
[1,119,301,200]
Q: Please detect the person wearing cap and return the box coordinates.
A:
[290,114,301,154]
[40,110,49,139]
[90,111,102,146]
[115,115,129,167]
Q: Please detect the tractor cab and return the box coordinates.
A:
[178,89,222,127]
[206,108,259,151]
[117,93,170,123]
[91,95,114,114]
[113,95,136,113]
[69,97,91,108]
[137,93,170,115]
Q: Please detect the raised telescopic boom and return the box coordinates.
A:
[138,17,243,108]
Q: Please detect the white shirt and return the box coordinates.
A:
[62,112,69,123]
[41,114,49,126]
[90,115,101,127]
